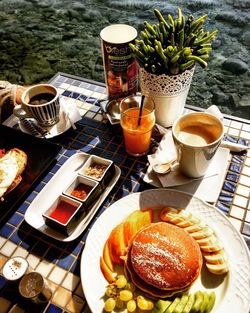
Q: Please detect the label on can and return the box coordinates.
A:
[101,24,138,100]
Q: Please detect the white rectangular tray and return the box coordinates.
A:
[25,152,121,241]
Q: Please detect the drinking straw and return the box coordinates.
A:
[137,95,145,126]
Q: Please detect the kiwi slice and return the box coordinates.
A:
[153,299,172,313]
[165,297,181,313]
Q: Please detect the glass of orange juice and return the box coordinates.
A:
[120,95,155,156]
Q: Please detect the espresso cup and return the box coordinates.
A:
[14,84,60,127]
[172,112,224,178]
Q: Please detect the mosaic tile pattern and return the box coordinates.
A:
[0,72,249,312]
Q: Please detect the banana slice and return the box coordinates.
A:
[196,234,217,247]
[177,216,200,228]
[159,208,229,276]
[184,221,207,233]
[203,250,227,265]
[168,212,192,224]
[167,214,187,224]
[200,242,223,253]
[206,261,229,275]
[160,207,180,221]
[160,207,190,223]
[190,227,214,239]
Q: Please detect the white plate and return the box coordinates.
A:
[19,109,72,139]
[81,189,250,313]
[25,153,121,241]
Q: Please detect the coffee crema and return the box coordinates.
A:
[177,125,218,146]
[29,93,55,105]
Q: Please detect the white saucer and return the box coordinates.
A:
[144,147,231,203]
[19,110,72,139]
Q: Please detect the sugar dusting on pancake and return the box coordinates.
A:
[128,222,202,292]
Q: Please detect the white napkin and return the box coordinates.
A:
[61,97,81,128]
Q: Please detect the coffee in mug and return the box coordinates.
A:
[14,84,60,127]
[177,124,219,146]
[29,93,55,105]
[172,112,224,178]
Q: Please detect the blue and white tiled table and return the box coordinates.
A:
[0,72,249,313]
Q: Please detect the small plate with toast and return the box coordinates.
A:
[0,124,61,225]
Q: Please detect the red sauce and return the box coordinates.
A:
[49,200,78,224]
[70,183,92,200]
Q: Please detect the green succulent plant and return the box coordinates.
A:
[129,8,218,75]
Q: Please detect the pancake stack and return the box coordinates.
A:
[125,222,202,298]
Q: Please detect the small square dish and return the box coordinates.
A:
[0,124,61,226]
[79,155,115,189]
[42,195,83,236]
[63,175,102,209]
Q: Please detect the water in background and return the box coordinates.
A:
[0,0,249,119]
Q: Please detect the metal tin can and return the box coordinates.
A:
[100,24,138,100]
[19,272,52,304]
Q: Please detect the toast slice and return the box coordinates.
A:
[0,148,27,198]
[7,148,27,176]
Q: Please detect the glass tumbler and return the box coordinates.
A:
[120,95,155,156]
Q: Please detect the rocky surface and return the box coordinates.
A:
[0,0,249,119]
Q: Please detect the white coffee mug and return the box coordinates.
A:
[14,84,60,127]
[172,112,224,178]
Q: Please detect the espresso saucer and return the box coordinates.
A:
[99,99,121,125]
[19,110,72,139]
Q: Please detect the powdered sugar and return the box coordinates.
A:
[130,223,201,289]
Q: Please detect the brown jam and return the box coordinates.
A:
[70,183,93,200]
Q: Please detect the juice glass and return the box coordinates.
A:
[120,95,155,156]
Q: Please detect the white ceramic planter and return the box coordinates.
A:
[139,67,195,127]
